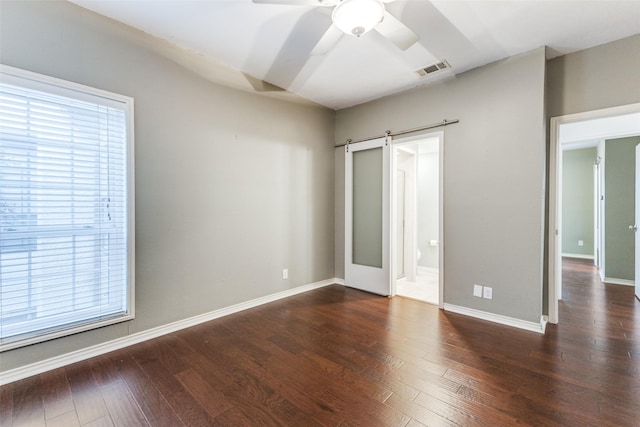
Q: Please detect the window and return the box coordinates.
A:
[0,65,134,351]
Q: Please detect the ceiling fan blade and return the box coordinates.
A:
[252,0,334,5]
[310,25,343,56]
[375,10,420,51]
[242,73,286,92]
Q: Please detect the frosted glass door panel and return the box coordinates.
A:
[344,136,390,296]
[352,147,383,268]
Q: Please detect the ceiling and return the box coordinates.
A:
[69,0,640,110]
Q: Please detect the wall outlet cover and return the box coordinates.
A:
[282,269,288,279]
[483,286,493,299]
[473,284,483,297]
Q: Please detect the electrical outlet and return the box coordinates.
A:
[282,269,288,280]
[473,284,483,297]
[578,240,584,246]
[483,286,493,300]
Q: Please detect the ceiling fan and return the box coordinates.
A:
[252,0,420,55]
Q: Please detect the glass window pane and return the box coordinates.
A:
[0,66,133,350]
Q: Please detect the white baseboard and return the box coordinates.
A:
[444,303,547,334]
[561,253,594,260]
[603,277,635,287]
[1,278,340,386]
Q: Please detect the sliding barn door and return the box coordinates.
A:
[344,137,391,295]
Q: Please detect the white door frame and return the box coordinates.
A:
[635,144,640,301]
[548,103,640,324]
[396,169,406,279]
[390,131,445,308]
[594,158,601,270]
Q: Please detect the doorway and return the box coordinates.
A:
[549,103,640,323]
[392,134,442,306]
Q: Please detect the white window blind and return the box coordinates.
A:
[0,65,134,351]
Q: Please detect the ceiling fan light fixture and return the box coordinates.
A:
[332,0,385,37]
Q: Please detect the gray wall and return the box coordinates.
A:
[604,136,639,281]
[546,34,640,118]
[336,48,547,323]
[562,148,596,256]
[0,0,335,372]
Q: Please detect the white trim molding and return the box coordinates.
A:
[603,277,635,287]
[561,253,595,260]
[444,304,547,334]
[1,278,340,386]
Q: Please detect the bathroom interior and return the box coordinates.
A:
[395,137,440,305]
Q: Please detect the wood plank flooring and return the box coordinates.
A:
[1,257,638,426]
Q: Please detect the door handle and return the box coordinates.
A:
[630,225,638,232]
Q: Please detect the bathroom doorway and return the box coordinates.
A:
[392,134,442,305]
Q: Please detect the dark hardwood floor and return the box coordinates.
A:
[1,257,638,426]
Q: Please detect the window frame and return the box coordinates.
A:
[0,64,135,352]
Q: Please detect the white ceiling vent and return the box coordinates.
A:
[416,60,451,78]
